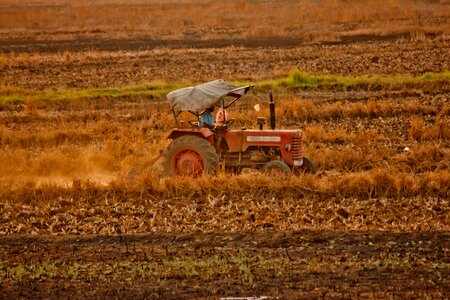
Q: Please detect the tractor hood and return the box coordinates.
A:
[167,79,253,114]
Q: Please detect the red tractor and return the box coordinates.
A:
[163,79,316,177]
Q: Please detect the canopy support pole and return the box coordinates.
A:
[221,98,226,122]
[224,95,242,109]
[172,108,179,126]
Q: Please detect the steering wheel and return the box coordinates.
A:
[220,118,235,129]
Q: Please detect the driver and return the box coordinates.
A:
[199,106,215,128]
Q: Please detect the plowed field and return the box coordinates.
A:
[1,232,449,299]
[1,0,450,298]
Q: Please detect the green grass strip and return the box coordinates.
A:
[253,68,450,89]
[1,69,449,105]
[0,81,184,105]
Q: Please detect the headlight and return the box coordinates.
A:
[293,159,303,166]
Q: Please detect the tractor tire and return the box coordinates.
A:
[262,160,292,177]
[300,156,317,174]
[162,135,219,177]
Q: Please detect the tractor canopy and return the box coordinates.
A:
[167,79,253,115]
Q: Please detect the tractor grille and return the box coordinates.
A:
[291,136,302,160]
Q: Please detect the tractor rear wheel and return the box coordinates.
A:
[262,160,292,177]
[162,135,219,177]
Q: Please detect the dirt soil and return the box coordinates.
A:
[1,35,449,90]
[1,231,449,299]
[1,10,450,299]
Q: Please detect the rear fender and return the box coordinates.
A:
[167,128,214,144]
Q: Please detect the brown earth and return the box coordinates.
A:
[1,34,449,90]
[1,231,449,299]
[1,81,449,297]
[1,5,450,298]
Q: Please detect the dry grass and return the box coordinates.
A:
[0,169,449,235]
[0,7,449,234]
[0,90,449,235]
[0,4,448,298]
[409,117,450,141]
[2,36,448,91]
[277,97,442,123]
[1,94,448,184]
[1,0,449,42]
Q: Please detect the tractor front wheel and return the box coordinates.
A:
[163,135,219,177]
[298,156,317,174]
[262,160,292,177]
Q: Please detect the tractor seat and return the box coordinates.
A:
[187,120,200,128]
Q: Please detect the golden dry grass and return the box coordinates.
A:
[0,2,449,235]
[1,92,449,235]
[0,4,448,299]
[1,94,448,183]
[0,0,449,42]
[1,169,449,235]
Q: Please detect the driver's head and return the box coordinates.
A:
[208,105,215,112]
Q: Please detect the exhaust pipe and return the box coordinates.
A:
[269,90,275,129]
